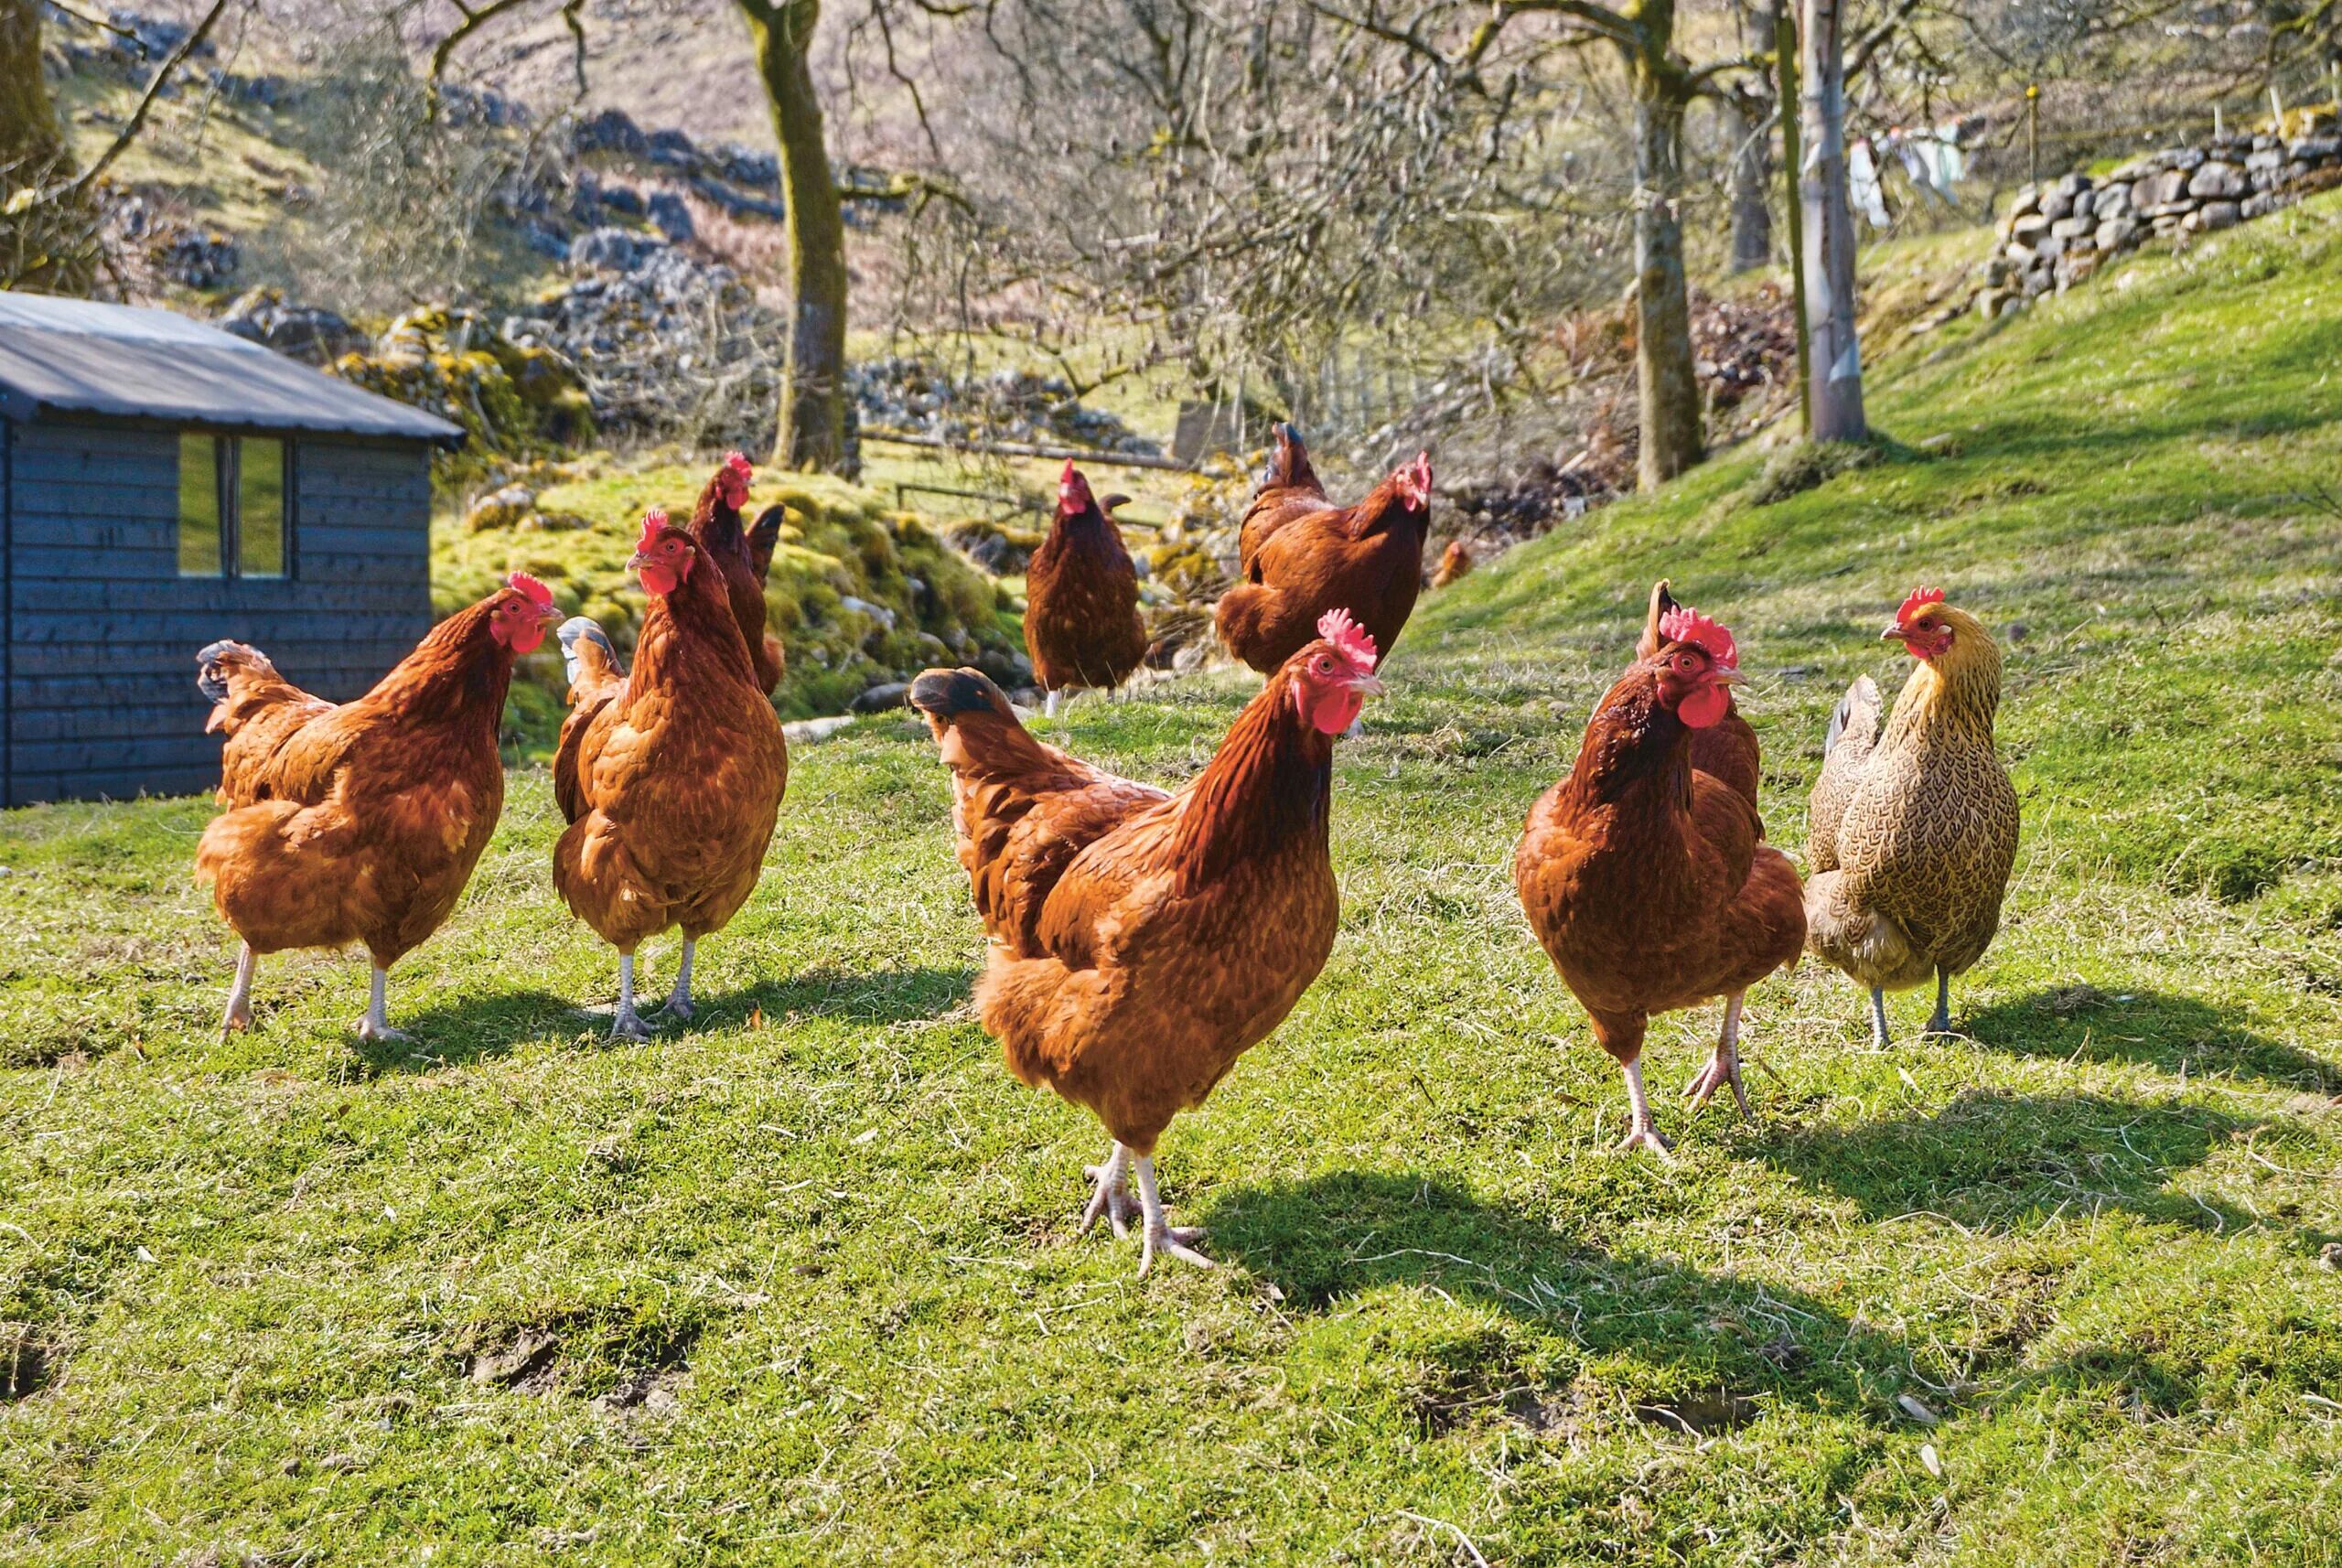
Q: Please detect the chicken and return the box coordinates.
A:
[1214,424,1433,676]
[689,452,787,695]
[908,607,1385,1273]
[1022,461,1149,717]
[1638,579,1761,806]
[553,511,789,1039]
[1804,587,2019,1044]
[1514,595,1806,1155]
[1430,538,1475,589]
[192,574,564,1040]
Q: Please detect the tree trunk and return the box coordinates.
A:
[0,0,91,292]
[1799,0,1867,442]
[1727,92,1772,273]
[740,0,852,475]
[1628,23,1703,490]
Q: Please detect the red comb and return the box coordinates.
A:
[725,451,752,478]
[1058,460,1091,510]
[506,570,553,607]
[636,508,670,552]
[1897,585,1947,623]
[1658,604,1737,670]
[1316,607,1379,672]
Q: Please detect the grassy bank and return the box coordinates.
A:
[1,199,2339,1564]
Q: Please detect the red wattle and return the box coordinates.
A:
[510,623,546,655]
[1679,683,1730,730]
[639,563,680,596]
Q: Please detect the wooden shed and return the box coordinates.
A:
[0,294,463,805]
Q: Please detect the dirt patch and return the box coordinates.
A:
[455,1311,705,1403]
[1631,1384,1761,1435]
[2,1324,58,1401]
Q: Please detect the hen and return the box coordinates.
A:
[193,574,563,1040]
[1430,539,1475,589]
[1023,461,1149,716]
[1214,424,1433,676]
[689,452,787,695]
[1805,587,2019,1044]
[553,511,790,1038]
[909,607,1384,1273]
[1515,595,1805,1155]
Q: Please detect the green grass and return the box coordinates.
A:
[5,199,2342,1565]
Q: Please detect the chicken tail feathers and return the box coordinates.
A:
[1825,674,1880,758]
[746,504,787,584]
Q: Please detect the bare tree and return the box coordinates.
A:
[1799,0,1865,441]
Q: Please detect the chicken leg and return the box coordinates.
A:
[1925,971,1951,1036]
[1684,992,1752,1117]
[1044,688,1062,719]
[1133,1154,1213,1275]
[610,951,652,1041]
[1080,1142,1138,1239]
[1614,1055,1675,1160]
[659,938,696,1021]
[221,943,256,1035]
[1869,987,1892,1048]
[356,964,410,1045]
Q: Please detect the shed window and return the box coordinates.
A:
[178,435,293,580]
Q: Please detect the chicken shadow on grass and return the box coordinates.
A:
[1962,986,2337,1094]
[1202,1170,1918,1432]
[1740,1089,2267,1238]
[345,988,578,1076]
[698,963,978,1029]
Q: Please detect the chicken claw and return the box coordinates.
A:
[1133,1154,1215,1275]
[355,966,411,1045]
[1612,1056,1677,1161]
[655,939,697,1022]
[220,943,257,1035]
[608,953,655,1041]
[1080,1144,1138,1240]
[1684,993,1753,1118]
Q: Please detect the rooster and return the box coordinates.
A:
[1805,587,2019,1044]
[1214,424,1433,677]
[909,607,1384,1273]
[1023,461,1149,716]
[1514,595,1805,1155]
[689,452,787,695]
[553,511,789,1039]
[193,575,564,1041]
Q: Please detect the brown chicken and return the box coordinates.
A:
[1515,595,1805,1155]
[553,511,789,1038]
[908,607,1385,1273]
[1805,587,2019,1044]
[689,451,787,695]
[193,574,564,1040]
[1023,461,1149,716]
[1430,538,1475,589]
[1214,424,1433,676]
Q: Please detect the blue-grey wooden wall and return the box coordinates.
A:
[3,418,435,804]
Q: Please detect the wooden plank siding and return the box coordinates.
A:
[5,418,435,804]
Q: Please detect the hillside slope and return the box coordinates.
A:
[0,201,2337,1565]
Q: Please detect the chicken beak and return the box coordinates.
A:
[625,551,650,574]
[1712,667,1746,687]
[1880,623,1912,643]
[1350,672,1386,697]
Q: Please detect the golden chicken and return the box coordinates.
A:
[1805,587,2019,1044]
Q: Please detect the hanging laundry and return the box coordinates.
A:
[1848,136,1892,227]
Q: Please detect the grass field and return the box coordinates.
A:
[4,199,2341,1565]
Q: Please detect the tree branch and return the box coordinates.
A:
[38,0,239,204]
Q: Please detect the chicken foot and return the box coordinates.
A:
[355,965,411,1045]
[1043,688,1062,719]
[1684,992,1753,1118]
[1869,987,1892,1049]
[1133,1154,1213,1276]
[220,943,257,1035]
[609,951,653,1041]
[1924,971,1951,1036]
[1080,1142,1139,1239]
[657,938,696,1021]
[1613,1056,1675,1160]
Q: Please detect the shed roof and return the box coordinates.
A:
[0,293,465,446]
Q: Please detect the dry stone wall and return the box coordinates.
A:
[1979,124,2342,318]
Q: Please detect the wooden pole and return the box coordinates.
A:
[1777,13,1810,438]
[2026,83,2040,183]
